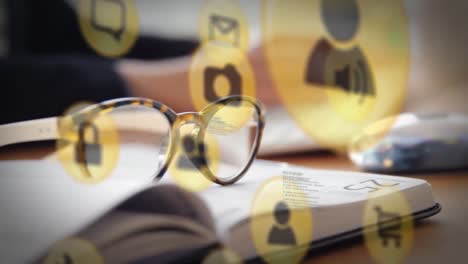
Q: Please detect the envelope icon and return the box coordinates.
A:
[209,14,240,47]
[91,0,126,41]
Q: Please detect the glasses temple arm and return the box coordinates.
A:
[0,117,58,148]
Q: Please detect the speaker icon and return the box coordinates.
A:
[333,60,375,103]
[333,64,351,92]
[304,39,376,105]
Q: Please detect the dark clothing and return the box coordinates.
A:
[1,55,127,123]
[1,0,198,124]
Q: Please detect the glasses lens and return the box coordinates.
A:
[203,99,260,182]
[106,104,172,181]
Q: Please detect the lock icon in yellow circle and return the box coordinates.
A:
[75,121,102,166]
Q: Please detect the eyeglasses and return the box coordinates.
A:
[0,96,265,186]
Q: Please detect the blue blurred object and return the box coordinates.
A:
[349,113,468,172]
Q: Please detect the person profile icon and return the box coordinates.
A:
[267,201,297,246]
[176,135,210,170]
[304,0,375,104]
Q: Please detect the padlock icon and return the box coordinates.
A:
[176,135,209,170]
[75,121,102,165]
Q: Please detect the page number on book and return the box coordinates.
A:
[344,179,400,193]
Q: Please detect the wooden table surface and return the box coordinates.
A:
[1,144,467,263]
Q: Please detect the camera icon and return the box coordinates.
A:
[203,64,242,105]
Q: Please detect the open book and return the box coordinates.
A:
[0,159,440,263]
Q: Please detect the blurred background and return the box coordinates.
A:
[0,0,467,157]
[129,0,468,113]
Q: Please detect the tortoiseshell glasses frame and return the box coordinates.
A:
[0,96,265,185]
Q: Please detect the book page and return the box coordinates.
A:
[0,147,435,263]
[0,160,152,263]
[199,160,433,238]
[198,160,435,261]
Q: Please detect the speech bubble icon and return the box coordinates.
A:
[90,0,126,41]
[79,0,139,57]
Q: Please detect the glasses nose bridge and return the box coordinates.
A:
[174,112,204,129]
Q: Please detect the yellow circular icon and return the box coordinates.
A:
[203,247,243,264]
[363,187,414,264]
[250,176,313,264]
[199,0,249,51]
[190,42,256,111]
[78,0,139,57]
[56,102,120,184]
[190,42,256,131]
[168,126,220,192]
[262,0,409,151]
[43,237,103,264]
